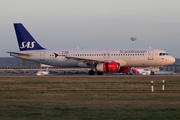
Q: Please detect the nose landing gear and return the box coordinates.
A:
[150,66,155,75]
[150,71,155,75]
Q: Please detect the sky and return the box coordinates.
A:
[0,0,180,58]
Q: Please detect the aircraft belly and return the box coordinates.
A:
[125,59,158,67]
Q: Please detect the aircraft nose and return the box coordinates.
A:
[169,57,175,64]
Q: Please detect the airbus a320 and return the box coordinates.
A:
[8,23,175,75]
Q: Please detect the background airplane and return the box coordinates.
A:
[8,23,175,75]
[130,67,151,75]
[36,66,49,76]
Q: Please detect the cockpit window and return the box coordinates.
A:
[159,53,169,56]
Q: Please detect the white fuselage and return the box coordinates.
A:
[36,71,49,76]
[15,48,175,67]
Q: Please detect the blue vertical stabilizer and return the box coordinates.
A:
[14,23,45,51]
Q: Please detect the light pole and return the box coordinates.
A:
[130,37,136,48]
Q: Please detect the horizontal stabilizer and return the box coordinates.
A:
[7,51,31,58]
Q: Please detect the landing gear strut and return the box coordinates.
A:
[88,70,95,75]
[150,71,155,75]
[150,66,155,75]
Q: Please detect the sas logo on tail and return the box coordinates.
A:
[20,41,36,48]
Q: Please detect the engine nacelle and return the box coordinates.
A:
[120,67,130,73]
[96,62,120,72]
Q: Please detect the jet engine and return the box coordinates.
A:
[96,63,120,72]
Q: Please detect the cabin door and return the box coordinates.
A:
[148,50,154,60]
[40,51,45,61]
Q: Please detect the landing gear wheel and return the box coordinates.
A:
[97,71,103,75]
[89,70,95,75]
[150,71,154,75]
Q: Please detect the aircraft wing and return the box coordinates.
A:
[54,53,113,65]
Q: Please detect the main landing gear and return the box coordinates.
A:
[88,70,103,75]
[88,70,95,75]
[97,71,103,75]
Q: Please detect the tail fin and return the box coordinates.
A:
[14,23,45,51]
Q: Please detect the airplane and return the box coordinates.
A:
[130,67,151,75]
[7,23,175,75]
[36,66,49,76]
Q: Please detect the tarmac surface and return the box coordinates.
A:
[0,67,179,77]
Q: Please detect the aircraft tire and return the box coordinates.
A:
[97,71,103,75]
[89,70,95,75]
[150,71,154,75]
